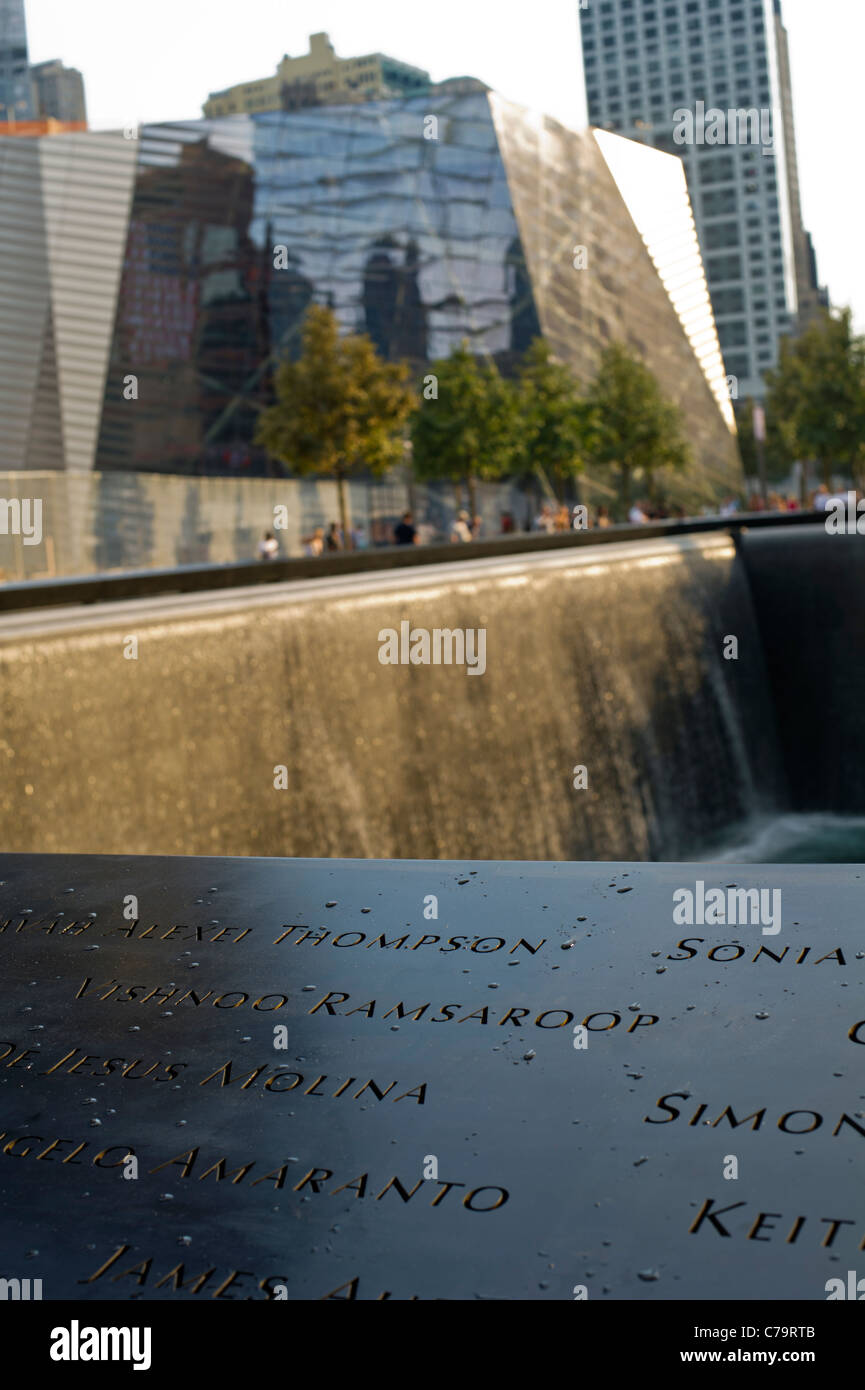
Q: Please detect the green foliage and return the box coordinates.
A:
[514,338,597,499]
[410,343,520,491]
[256,303,415,476]
[255,303,415,546]
[586,342,692,507]
[763,308,865,485]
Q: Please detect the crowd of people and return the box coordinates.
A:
[256,486,847,560]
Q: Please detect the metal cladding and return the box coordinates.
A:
[0,91,738,504]
[0,131,137,472]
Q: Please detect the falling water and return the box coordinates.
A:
[0,533,789,860]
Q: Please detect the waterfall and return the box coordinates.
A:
[0,532,789,860]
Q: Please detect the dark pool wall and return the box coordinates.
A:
[738,526,865,814]
[0,531,790,860]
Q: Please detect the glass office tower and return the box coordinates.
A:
[0,0,33,119]
[578,0,826,401]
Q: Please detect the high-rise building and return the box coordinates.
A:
[203,31,431,117]
[31,58,87,124]
[0,0,34,120]
[578,0,826,401]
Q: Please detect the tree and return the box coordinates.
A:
[410,343,520,514]
[513,338,597,500]
[586,343,691,513]
[763,308,865,489]
[255,304,415,547]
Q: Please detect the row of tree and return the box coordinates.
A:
[256,302,865,543]
[255,305,692,544]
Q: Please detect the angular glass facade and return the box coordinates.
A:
[97,94,544,476]
[0,90,740,503]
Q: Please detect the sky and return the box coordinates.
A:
[26,0,864,329]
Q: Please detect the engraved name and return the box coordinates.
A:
[0,1042,184,1082]
[0,1044,426,1103]
[307,990,660,1032]
[106,921,252,944]
[273,926,546,955]
[80,1244,286,1299]
[148,1148,508,1210]
[198,1060,426,1104]
[0,915,251,944]
[0,1130,506,1208]
[73,978,289,1011]
[646,1092,865,1139]
[667,938,845,966]
[690,1197,865,1248]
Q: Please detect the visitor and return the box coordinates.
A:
[302,527,325,557]
[596,505,611,528]
[451,510,473,543]
[394,511,418,545]
[812,484,830,511]
[257,530,279,560]
[628,501,648,524]
[533,504,556,533]
[471,514,483,539]
[325,522,342,551]
[500,511,515,534]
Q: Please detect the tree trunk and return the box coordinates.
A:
[620,463,632,515]
[336,469,352,551]
[466,474,477,518]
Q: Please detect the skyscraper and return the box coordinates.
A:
[0,0,34,120]
[203,32,430,117]
[31,59,88,124]
[578,0,826,402]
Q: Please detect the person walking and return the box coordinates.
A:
[302,526,325,557]
[394,511,418,545]
[451,510,473,543]
[257,530,278,560]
